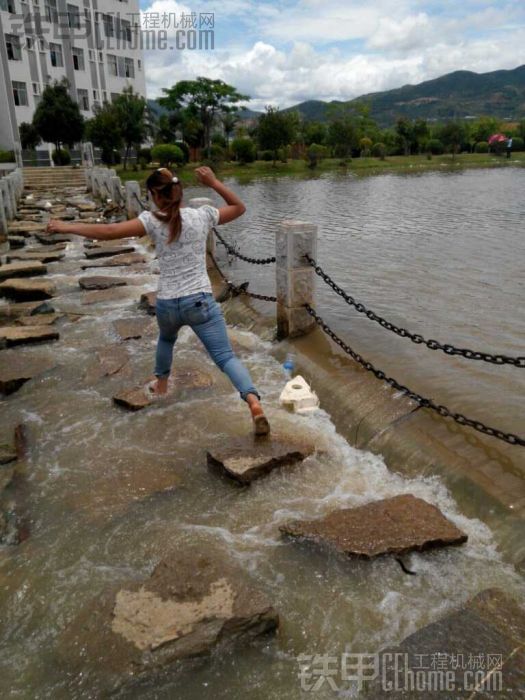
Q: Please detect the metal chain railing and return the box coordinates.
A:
[304,303,524,447]
[212,227,276,265]
[209,252,277,302]
[305,254,525,368]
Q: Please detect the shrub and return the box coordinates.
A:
[260,150,274,161]
[211,133,227,148]
[371,142,386,159]
[426,139,444,155]
[151,143,185,167]
[0,149,15,162]
[174,141,190,164]
[203,144,225,163]
[138,157,149,169]
[474,141,489,153]
[52,147,71,165]
[306,143,328,167]
[138,147,152,163]
[511,136,524,151]
[231,137,256,164]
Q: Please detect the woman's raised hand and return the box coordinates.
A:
[195,166,217,187]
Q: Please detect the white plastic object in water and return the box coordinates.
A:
[44,201,52,209]
[279,375,319,414]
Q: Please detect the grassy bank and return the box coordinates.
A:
[115,152,525,187]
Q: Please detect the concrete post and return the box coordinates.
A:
[6,176,17,217]
[85,167,92,192]
[110,176,124,205]
[0,180,13,220]
[91,167,101,197]
[275,220,317,339]
[0,189,7,241]
[188,196,216,258]
[125,180,142,218]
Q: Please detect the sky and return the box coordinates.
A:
[137,0,525,110]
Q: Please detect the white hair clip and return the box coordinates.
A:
[172,176,179,183]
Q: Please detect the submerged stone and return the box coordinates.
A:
[79,276,129,291]
[280,494,467,558]
[81,253,147,269]
[363,588,525,698]
[59,547,279,687]
[0,278,55,301]
[113,368,213,411]
[113,318,155,341]
[208,436,315,485]
[81,288,134,305]
[0,261,47,281]
[139,291,157,315]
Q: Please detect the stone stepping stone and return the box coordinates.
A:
[0,278,55,301]
[7,236,26,249]
[0,351,56,395]
[79,276,129,291]
[17,313,61,327]
[26,242,67,253]
[0,261,47,281]
[208,436,315,485]
[7,251,65,263]
[84,246,135,259]
[81,288,134,305]
[81,253,147,269]
[34,233,72,245]
[363,588,525,698]
[279,494,468,558]
[59,547,279,686]
[0,325,59,347]
[139,291,157,315]
[69,201,97,212]
[84,345,130,384]
[113,368,213,411]
[113,317,155,340]
[7,221,47,235]
[0,300,54,321]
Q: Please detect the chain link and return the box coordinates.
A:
[212,227,276,265]
[209,252,277,302]
[305,255,525,368]
[304,303,524,447]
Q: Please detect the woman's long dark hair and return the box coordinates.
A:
[145,167,183,244]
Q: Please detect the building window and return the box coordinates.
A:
[77,88,89,111]
[92,89,97,99]
[67,3,80,28]
[102,13,114,37]
[49,42,63,67]
[26,36,34,49]
[88,48,93,60]
[107,53,117,76]
[32,82,40,94]
[119,18,131,42]
[5,34,22,60]
[44,0,58,23]
[1,0,16,13]
[102,90,107,102]
[124,56,134,78]
[72,46,84,70]
[137,59,141,71]
[12,81,28,106]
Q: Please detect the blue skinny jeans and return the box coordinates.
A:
[154,292,261,402]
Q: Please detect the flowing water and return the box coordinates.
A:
[0,169,524,698]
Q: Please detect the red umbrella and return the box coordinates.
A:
[488,133,508,145]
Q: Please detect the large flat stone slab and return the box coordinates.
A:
[208,436,315,485]
[113,317,155,341]
[113,368,214,411]
[139,291,157,315]
[0,300,54,321]
[0,325,59,347]
[84,345,130,384]
[81,288,134,305]
[7,251,65,263]
[79,276,129,291]
[81,253,147,270]
[0,261,47,280]
[59,547,279,688]
[363,588,525,698]
[26,242,67,253]
[0,350,56,394]
[34,233,72,246]
[7,221,47,236]
[16,313,61,327]
[0,278,56,301]
[280,494,468,558]
[84,246,135,259]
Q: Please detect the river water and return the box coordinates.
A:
[0,169,524,698]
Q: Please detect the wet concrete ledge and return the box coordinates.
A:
[212,275,525,568]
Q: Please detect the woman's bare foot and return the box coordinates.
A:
[246,394,270,436]
[144,376,169,399]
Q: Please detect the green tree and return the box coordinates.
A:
[84,103,123,164]
[221,109,239,145]
[470,116,501,143]
[413,119,430,153]
[32,78,84,162]
[302,121,327,146]
[436,121,467,158]
[158,77,248,153]
[112,86,148,169]
[19,122,41,150]
[231,137,256,164]
[256,106,298,164]
[151,143,185,167]
[395,117,415,156]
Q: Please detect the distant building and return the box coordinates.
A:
[0,0,146,158]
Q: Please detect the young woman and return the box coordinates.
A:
[45,166,270,435]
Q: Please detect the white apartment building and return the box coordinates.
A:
[0,0,146,156]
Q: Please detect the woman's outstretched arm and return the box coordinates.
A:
[45,217,147,240]
[195,166,246,224]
